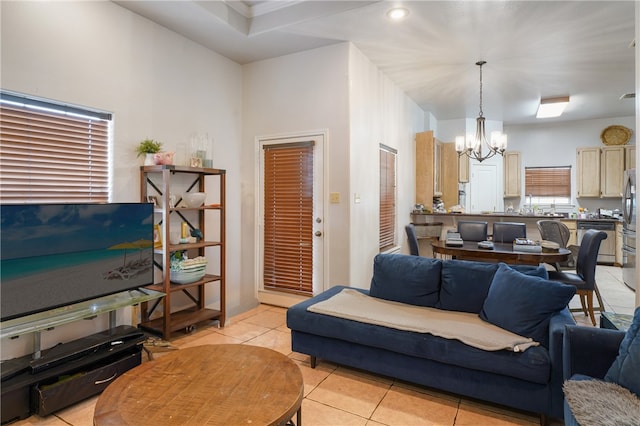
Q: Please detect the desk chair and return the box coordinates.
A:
[547,229,607,326]
[405,224,420,256]
[492,222,526,243]
[457,221,488,242]
[537,220,577,269]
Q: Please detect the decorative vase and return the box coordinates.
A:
[144,153,155,165]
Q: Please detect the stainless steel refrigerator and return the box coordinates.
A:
[623,168,636,291]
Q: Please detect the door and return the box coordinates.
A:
[258,133,325,303]
[469,163,498,213]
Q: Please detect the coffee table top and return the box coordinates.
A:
[94,344,304,426]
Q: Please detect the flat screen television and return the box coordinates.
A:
[1,203,154,322]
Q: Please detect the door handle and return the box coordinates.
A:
[315,231,322,237]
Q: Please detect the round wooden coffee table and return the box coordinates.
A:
[94,344,304,425]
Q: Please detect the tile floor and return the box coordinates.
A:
[11,266,636,426]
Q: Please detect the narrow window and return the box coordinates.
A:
[380,144,397,251]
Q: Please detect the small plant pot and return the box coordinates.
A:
[144,153,155,165]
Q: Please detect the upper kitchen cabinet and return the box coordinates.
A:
[503,151,521,198]
[415,131,459,210]
[415,130,435,207]
[458,153,469,183]
[626,145,636,170]
[577,146,628,198]
[576,147,601,197]
[600,146,625,197]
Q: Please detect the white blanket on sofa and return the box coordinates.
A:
[307,288,538,352]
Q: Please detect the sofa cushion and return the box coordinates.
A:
[438,260,548,313]
[287,285,552,385]
[480,263,576,347]
[369,254,442,307]
[605,306,640,396]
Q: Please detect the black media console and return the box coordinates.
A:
[1,325,144,424]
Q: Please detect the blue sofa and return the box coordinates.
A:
[287,254,577,421]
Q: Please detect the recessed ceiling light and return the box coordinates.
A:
[536,96,570,119]
[386,7,409,21]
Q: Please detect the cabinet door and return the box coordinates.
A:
[626,145,636,171]
[601,146,624,197]
[576,147,600,197]
[503,151,521,198]
[434,139,443,197]
[441,142,459,209]
[415,131,435,206]
[561,220,577,246]
[458,154,469,183]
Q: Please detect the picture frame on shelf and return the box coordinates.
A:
[153,224,162,248]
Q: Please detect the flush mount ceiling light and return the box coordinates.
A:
[386,7,409,20]
[455,61,507,163]
[536,96,570,119]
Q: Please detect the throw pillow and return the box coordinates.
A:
[563,379,640,426]
[438,260,548,313]
[479,263,576,346]
[605,306,640,397]
[369,253,442,307]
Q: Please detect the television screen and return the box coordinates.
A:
[1,203,154,321]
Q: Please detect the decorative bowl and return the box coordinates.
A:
[183,192,206,208]
[170,265,206,284]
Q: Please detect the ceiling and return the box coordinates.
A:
[114,0,636,125]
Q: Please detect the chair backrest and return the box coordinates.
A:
[537,220,570,247]
[405,224,420,256]
[576,229,607,288]
[457,221,488,242]
[492,222,527,243]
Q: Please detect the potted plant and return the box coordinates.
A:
[136,139,162,165]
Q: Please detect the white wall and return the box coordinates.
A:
[242,43,351,302]
[1,1,243,358]
[348,45,425,287]
[505,116,635,213]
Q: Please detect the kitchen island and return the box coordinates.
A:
[410,212,622,265]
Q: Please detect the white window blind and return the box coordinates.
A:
[0,92,111,203]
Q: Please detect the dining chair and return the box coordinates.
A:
[537,220,578,270]
[457,221,488,242]
[405,224,420,256]
[547,229,607,326]
[492,222,526,243]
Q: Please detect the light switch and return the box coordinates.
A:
[330,192,340,203]
[354,193,361,204]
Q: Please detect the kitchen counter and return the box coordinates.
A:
[411,212,621,223]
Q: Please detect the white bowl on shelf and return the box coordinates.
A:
[170,266,206,284]
[183,192,206,208]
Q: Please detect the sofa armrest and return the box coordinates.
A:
[562,325,625,380]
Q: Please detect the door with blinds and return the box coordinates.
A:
[258,134,324,301]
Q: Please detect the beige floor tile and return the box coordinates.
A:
[228,303,271,322]
[456,399,539,425]
[54,396,98,426]
[307,368,391,418]
[177,330,244,348]
[240,308,287,329]
[301,398,369,426]
[243,328,292,354]
[294,358,337,396]
[10,415,70,426]
[216,319,271,341]
[371,385,458,426]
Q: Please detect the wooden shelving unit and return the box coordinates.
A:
[139,165,225,340]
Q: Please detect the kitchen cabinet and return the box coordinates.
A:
[458,153,469,183]
[600,146,625,197]
[434,138,443,197]
[576,147,601,197]
[139,165,225,340]
[626,145,636,170]
[441,143,460,209]
[503,151,521,198]
[415,130,435,207]
[561,220,578,246]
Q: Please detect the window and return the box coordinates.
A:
[524,166,571,205]
[380,145,397,251]
[0,91,111,203]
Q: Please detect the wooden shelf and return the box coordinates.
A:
[138,307,222,335]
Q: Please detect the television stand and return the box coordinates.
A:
[0,289,164,424]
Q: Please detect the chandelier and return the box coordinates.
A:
[455,61,507,162]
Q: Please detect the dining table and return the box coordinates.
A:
[431,240,571,266]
